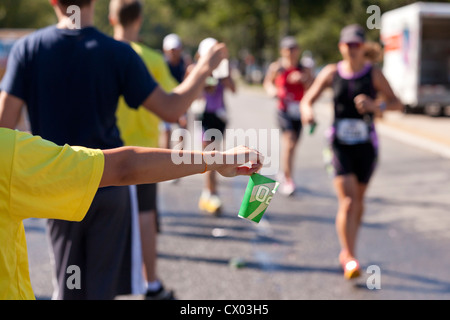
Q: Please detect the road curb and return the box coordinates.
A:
[376,120,450,159]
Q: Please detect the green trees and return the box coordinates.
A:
[0,0,55,29]
[1,0,441,66]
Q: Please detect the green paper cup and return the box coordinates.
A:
[309,122,317,135]
[238,173,279,223]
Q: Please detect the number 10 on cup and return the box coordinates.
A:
[238,174,279,223]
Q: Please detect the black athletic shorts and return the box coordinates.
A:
[277,110,302,139]
[325,124,379,184]
[331,142,377,184]
[201,111,227,137]
[136,183,157,213]
[47,186,138,299]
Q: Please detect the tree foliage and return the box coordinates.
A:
[1,0,446,66]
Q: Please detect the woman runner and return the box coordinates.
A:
[300,25,403,279]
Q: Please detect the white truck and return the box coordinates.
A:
[381,2,450,115]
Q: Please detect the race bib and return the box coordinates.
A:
[336,119,369,145]
[286,101,301,119]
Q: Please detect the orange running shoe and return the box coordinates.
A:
[343,259,361,280]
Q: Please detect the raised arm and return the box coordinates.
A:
[263,61,279,98]
[372,67,403,112]
[141,43,228,123]
[100,145,263,188]
[354,67,404,115]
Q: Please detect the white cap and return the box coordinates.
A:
[163,33,182,51]
[198,37,218,56]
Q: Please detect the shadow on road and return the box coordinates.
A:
[158,252,342,276]
[381,268,450,295]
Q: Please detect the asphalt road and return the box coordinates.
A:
[25,86,450,300]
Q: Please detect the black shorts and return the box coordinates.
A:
[136,183,157,213]
[47,186,139,299]
[323,123,379,184]
[330,142,377,184]
[201,112,227,137]
[277,110,302,138]
[136,183,160,232]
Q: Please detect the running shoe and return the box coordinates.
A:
[145,285,175,300]
[198,190,210,211]
[279,179,296,196]
[343,259,361,280]
[198,191,222,215]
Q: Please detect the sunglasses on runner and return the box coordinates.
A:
[345,42,363,49]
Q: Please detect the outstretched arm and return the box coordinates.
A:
[100,146,263,188]
[142,43,228,123]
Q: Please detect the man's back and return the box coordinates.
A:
[1,25,157,148]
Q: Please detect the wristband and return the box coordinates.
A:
[379,102,387,112]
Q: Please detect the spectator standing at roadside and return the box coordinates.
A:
[0,126,262,299]
[0,0,227,299]
[161,33,189,155]
[163,33,187,84]
[109,0,179,300]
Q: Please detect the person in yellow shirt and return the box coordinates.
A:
[0,127,262,299]
[109,0,179,299]
[0,0,228,300]
[0,128,103,300]
[116,43,178,148]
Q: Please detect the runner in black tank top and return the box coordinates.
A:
[329,61,378,185]
[333,62,376,119]
[299,24,403,280]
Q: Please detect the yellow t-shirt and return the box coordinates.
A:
[0,128,104,299]
[116,42,178,148]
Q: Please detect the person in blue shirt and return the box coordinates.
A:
[161,33,189,158]
[0,0,227,299]
[163,33,187,84]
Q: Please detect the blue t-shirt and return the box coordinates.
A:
[1,26,158,149]
[166,58,186,84]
